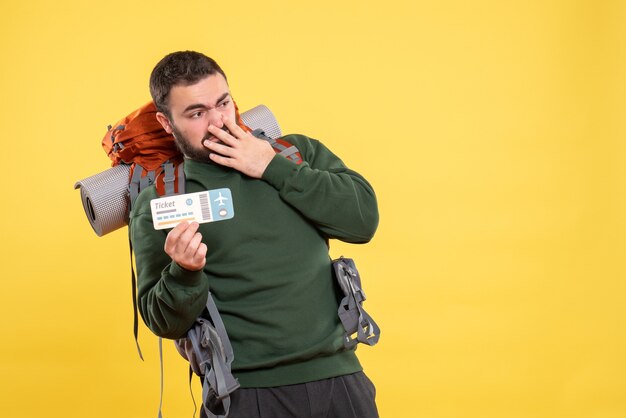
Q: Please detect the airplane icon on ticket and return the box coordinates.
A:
[214,192,228,206]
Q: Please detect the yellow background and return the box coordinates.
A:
[1,1,625,417]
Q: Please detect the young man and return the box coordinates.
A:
[130,50,380,417]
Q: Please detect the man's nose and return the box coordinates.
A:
[208,109,223,127]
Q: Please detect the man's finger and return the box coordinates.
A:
[207,124,237,146]
[203,140,235,156]
[222,116,247,139]
[177,222,200,250]
[185,231,204,257]
[167,222,198,254]
[209,151,236,168]
[164,221,190,252]
[194,243,208,264]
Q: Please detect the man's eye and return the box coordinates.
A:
[219,100,230,108]
[191,111,204,118]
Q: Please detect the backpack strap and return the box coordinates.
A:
[202,293,239,403]
[175,293,240,418]
[158,337,164,418]
[156,160,185,197]
[129,164,144,209]
[128,231,144,361]
[140,170,155,191]
[162,162,176,197]
[177,163,186,195]
[129,164,163,363]
[278,145,300,160]
[251,129,303,165]
[187,365,198,418]
[333,257,381,348]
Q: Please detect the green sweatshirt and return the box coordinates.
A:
[129,134,379,387]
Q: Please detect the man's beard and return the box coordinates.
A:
[170,123,229,163]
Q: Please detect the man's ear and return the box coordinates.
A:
[156,112,173,134]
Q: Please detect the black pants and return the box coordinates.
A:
[205,372,379,418]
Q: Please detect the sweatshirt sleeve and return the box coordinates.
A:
[261,135,379,243]
[129,189,210,339]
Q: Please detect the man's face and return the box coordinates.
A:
[156,73,236,161]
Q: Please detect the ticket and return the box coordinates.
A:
[150,188,234,230]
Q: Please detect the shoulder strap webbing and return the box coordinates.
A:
[197,294,239,418]
[129,164,158,210]
[251,129,302,165]
[158,337,164,418]
[203,292,239,401]
[172,292,240,418]
[162,162,176,196]
[333,257,381,349]
[140,170,155,191]
[177,163,186,195]
[278,146,300,159]
[129,164,144,209]
[187,366,198,418]
[128,232,144,361]
[129,163,165,363]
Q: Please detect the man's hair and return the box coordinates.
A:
[149,51,227,116]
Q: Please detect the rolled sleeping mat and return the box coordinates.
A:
[75,104,282,237]
[74,164,131,237]
[239,104,282,139]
